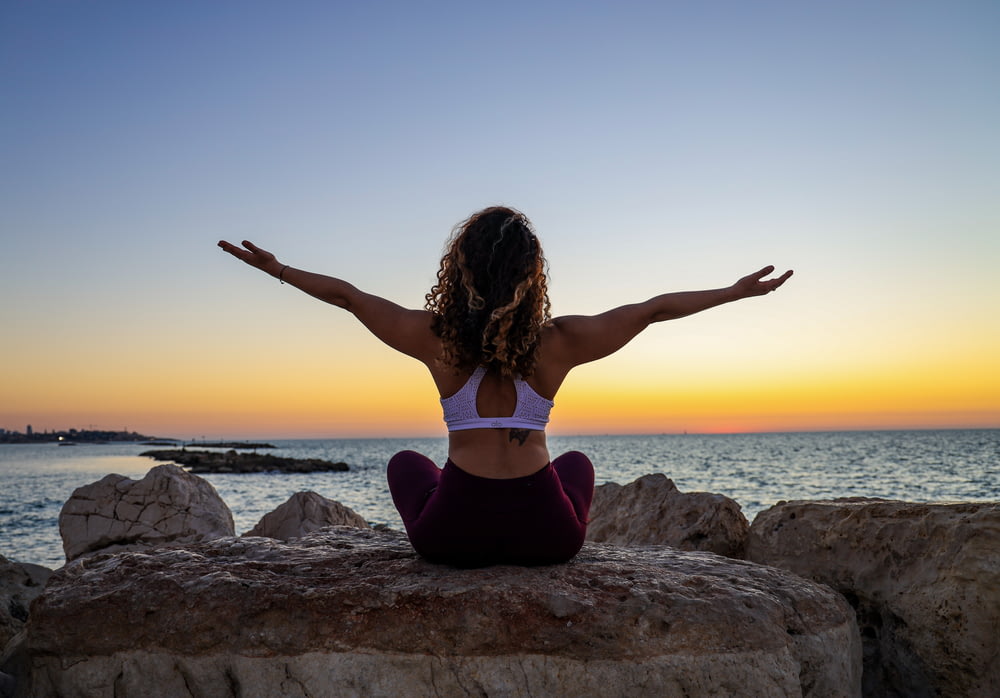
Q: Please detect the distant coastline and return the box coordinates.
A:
[0,428,169,445]
[0,427,283,449]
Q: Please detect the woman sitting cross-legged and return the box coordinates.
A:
[218,206,791,566]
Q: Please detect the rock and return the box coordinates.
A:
[0,557,49,698]
[58,464,235,562]
[141,448,349,473]
[747,498,1000,698]
[586,473,749,558]
[184,442,276,449]
[244,490,369,539]
[0,556,52,651]
[21,527,861,697]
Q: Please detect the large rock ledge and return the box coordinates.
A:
[17,527,861,697]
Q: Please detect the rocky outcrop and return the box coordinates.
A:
[0,557,51,652]
[586,473,749,558]
[243,490,369,539]
[58,464,235,562]
[142,448,349,473]
[20,527,861,697]
[747,498,1000,698]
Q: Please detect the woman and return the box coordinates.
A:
[218,206,792,566]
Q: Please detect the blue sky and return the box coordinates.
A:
[2,1,998,436]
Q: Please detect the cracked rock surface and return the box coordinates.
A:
[58,463,235,562]
[0,556,51,651]
[748,498,1000,698]
[22,527,861,697]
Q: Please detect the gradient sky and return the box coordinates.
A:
[2,1,998,439]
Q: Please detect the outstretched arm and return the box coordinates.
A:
[546,265,793,369]
[217,239,438,361]
[647,265,793,322]
[218,239,354,307]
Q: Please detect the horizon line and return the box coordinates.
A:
[146,425,1000,442]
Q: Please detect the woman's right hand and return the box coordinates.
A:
[218,240,283,277]
[731,265,793,299]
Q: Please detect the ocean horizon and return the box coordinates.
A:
[2,428,997,569]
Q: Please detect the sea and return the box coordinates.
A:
[1,429,997,569]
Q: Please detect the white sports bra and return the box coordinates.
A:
[441,366,553,432]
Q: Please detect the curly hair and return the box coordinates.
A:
[425,206,551,378]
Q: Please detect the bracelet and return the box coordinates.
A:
[278,265,290,284]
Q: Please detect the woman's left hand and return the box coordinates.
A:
[218,240,282,277]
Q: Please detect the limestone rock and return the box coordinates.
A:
[58,464,235,562]
[586,473,749,558]
[747,498,1000,698]
[243,490,369,539]
[22,527,860,697]
[0,556,51,651]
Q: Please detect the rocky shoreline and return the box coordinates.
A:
[1,465,996,697]
[140,448,349,474]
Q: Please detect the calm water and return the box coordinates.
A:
[1,430,997,569]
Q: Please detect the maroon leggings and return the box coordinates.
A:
[387,450,594,567]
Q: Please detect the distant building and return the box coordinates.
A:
[26,425,33,436]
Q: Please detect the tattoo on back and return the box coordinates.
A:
[508,429,530,446]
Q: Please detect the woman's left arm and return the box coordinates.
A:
[218,239,438,362]
[218,239,359,307]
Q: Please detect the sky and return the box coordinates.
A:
[2,1,998,439]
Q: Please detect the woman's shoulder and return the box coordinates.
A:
[538,317,580,356]
[526,330,574,397]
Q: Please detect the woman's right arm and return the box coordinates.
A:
[218,240,439,362]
